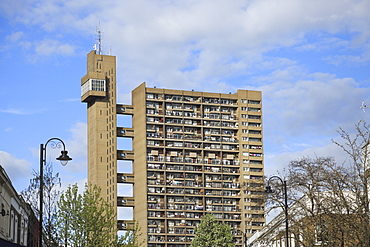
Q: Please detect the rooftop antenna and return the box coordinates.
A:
[361,101,369,113]
[96,23,103,55]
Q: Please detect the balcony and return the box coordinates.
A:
[117,127,134,137]
[81,78,106,102]
[117,150,134,160]
[117,173,134,183]
[117,196,135,206]
[117,220,135,230]
[116,104,134,115]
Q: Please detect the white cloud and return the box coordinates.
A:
[98,0,369,93]
[3,0,369,89]
[34,39,75,56]
[5,31,24,42]
[261,71,368,138]
[0,151,32,189]
[64,122,87,174]
[265,142,348,177]
[0,107,42,115]
[324,51,370,65]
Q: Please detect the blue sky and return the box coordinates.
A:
[1,0,370,220]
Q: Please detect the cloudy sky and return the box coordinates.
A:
[1,0,370,220]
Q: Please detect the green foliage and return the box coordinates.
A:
[57,183,117,246]
[190,214,235,247]
[57,183,144,247]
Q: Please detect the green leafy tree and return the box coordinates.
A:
[57,183,144,247]
[190,214,235,247]
[57,183,117,246]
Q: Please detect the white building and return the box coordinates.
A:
[247,191,359,247]
[0,165,36,246]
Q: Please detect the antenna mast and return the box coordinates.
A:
[96,24,102,55]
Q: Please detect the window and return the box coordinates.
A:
[241,99,247,103]
[250,168,263,172]
[249,153,262,157]
[248,107,260,112]
[91,79,105,91]
[249,138,261,142]
[250,160,262,165]
[81,79,106,96]
[250,145,262,149]
[249,123,261,127]
[248,100,260,104]
[249,130,261,135]
[248,115,260,120]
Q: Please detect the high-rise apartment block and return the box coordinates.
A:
[81,50,265,246]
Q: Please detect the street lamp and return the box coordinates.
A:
[265,176,289,247]
[39,138,72,247]
[242,230,247,247]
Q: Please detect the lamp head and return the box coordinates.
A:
[265,185,274,194]
[57,150,72,166]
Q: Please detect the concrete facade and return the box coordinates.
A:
[81,50,265,246]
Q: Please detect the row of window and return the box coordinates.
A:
[146,93,260,105]
[147,125,261,135]
[147,162,262,171]
[146,117,262,128]
[146,141,262,150]
[147,187,241,196]
[146,109,260,120]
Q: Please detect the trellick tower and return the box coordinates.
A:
[81,49,265,247]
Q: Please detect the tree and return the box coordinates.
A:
[190,214,235,247]
[56,183,144,247]
[56,183,117,246]
[261,121,370,246]
[21,162,61,247]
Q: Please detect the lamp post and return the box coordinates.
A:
[242,230,247,247]
[265,176,289,247]
[39,138,72,247]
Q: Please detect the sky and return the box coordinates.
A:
[0,0,370,221]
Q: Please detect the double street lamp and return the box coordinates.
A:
[39,138,72,247]
[265,176,289,247]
